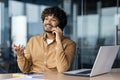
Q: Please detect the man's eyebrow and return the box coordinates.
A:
[53,18,57,19]
[53,16,58,19]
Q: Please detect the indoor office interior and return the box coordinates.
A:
[0,0,120,73]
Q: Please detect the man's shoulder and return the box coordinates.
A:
[29,34,44,41]
[31,34,44,38]
[63,36,76,45]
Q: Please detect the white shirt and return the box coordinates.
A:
[46,39,53,44]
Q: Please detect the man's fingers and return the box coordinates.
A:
[19,45,24,52]
[18,45,25,53]
[13,44,25,53]
[14,48,18,52]
[13,44,17,49]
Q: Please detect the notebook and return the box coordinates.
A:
[64,46,120,77]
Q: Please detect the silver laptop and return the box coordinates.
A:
[64,46,120,77]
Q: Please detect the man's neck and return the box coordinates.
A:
[46,33,55,40]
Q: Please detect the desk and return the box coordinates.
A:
[0,69,120,80]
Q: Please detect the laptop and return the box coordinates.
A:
[64,46,120,77]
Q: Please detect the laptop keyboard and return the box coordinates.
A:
[77,70,91,74]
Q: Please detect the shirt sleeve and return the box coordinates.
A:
[55,40,76,73]
[17,38,32,73]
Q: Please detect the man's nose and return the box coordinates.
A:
[46,19,51,24]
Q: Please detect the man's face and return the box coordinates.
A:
[43,14,59,33]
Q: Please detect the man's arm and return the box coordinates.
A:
[17,52,31,73]
[15,39,32,73]
[52,27,76,73]
[55,40,76,73]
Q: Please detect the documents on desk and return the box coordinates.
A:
[4,78,45,80]
[4,73,46,80]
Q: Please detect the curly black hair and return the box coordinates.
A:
[41,6,67,31]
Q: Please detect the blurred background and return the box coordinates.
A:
[0,0,120,73]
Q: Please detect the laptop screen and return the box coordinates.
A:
[64,46,120,77]
[90,46,119,76]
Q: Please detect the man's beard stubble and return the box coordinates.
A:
[44,30,52,33]
[44,24,53,33]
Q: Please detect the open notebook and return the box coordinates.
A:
[64,46,120,77]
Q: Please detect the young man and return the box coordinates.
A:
[13,6,76,73]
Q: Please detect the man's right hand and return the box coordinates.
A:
[13,44,25,56]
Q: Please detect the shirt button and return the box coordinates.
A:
[44,61,46,65]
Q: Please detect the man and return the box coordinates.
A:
[13,6,76,73]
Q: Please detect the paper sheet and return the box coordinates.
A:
[4,73,46,80]
[5,78,45,80]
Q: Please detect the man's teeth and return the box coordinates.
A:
[47,25,52,28]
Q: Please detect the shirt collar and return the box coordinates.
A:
[43,32,65,41]
[43,33,47,41]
